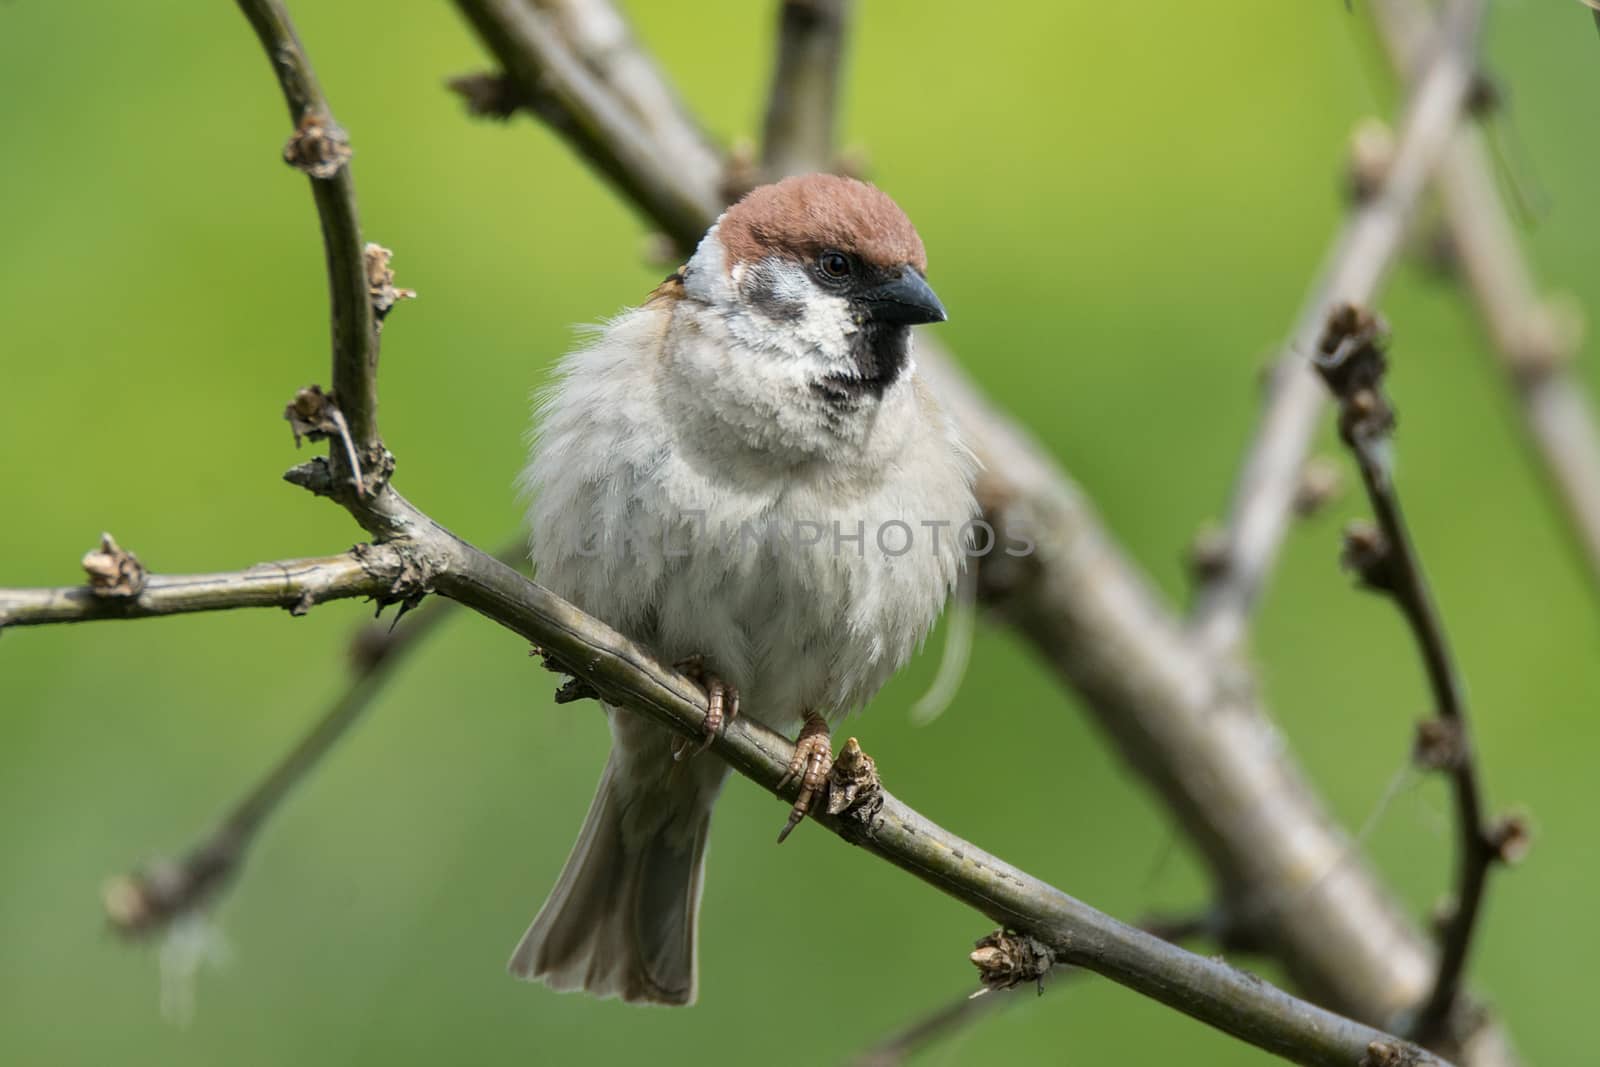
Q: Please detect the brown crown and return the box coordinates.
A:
[717,174,928,275]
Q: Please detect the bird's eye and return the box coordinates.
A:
[818,250,852,280]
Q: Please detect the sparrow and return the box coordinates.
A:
[512,173,977,1005]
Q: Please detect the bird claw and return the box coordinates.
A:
[671,657,739,762]
[776,713,834,843]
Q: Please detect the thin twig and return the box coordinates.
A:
[7,3,1435,1059]
[761,0,852,181]
[103,596,449,934]
[98,541,528,934]
[850,912,1217,1067]
[0,547,406,628]
[1372,0,1600,600]
[849,984,1020,1067]
[531,0,724,196]
[449,3,1521,1059]
[235,0,383,471]
[25,524,1445,1060]
[451,0,723,252]
[1188,0,1487,657]
[1311,305,1504,1047]
[429,530,1447,1067]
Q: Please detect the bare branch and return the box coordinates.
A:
[0,545,406,629]
[851,911,1218,1066]
[235,0,384,473]
[104,594,451,934]
[849,986,1016,1067]
[446,3,1520,1061]
[1188,0,1487,657]
[1373,0,1600,599]
[42,2,1448,1051]
[1312,305,1507,1047]
[761,0,852,180]
[423,524,1447,1067]
[532,0,725,196]
[451,0,723,252]
[101,541,528,935]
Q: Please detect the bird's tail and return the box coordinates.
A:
[508,749,716,1005]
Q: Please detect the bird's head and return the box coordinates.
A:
[682,174,946,402]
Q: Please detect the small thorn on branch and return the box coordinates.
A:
[284,385,366,497]
[529,644,600,704]
[282,111,352,179]
[447,71,526,119]
[82,533,147,598]
[1346,117,1396,204]
[1186,521,1231,583]
[1413,716,1468,771]
[353,541,436,615]
[363,243,416,321]
[1487,812,1532,866]
[1340,519,1397,593]
[1292,457,1344,518]
[969,929,1054,996]
[1507,295,1584,385]
[1361,1039,1425,1067]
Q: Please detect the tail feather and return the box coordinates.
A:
[509,753,712,1006]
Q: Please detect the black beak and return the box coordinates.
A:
[858,267,947,326]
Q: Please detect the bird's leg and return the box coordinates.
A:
[775,712,834,843]
[671,655,740,761]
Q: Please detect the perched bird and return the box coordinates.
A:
[513,173,976,1005]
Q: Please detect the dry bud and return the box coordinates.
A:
[285,385,340,446]
[1186,522,1230,582]
[1345,118,1395,203]
[969,928,1053,994]
[447,72,524,119]
[1340,520,1395,593]
[364,243,416,320]
[1412,717,1467,772]
[82,533,146,598]
[1292,458,1343,518]
[826,736,880,817]
[282,112,352,179]
[1361,1039,1424,1067]
[1488,813,1532,866]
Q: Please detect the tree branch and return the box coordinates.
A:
[0,545,404,629]
[1372,0,1600,601]
[532,0,725,197]
[26,4,1440,1059]
[761,0,851,181]
[418,526,1451,1067]
[448,2,1521,1061]
[97,542,526,935]
[450,0,723,251]
[1188,0,1487,657]
[236,0,383,473]
[1,2,1439,1061]
[850,912,1217,1067]
[1312,305,1514,1048]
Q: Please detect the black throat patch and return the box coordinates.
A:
[815,320,910,402]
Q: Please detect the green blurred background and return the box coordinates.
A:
[3,2,1597,1064]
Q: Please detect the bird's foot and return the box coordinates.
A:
[776,712,834,843]
[671,655,740,761]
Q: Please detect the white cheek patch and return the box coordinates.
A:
[688,239,858,374]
